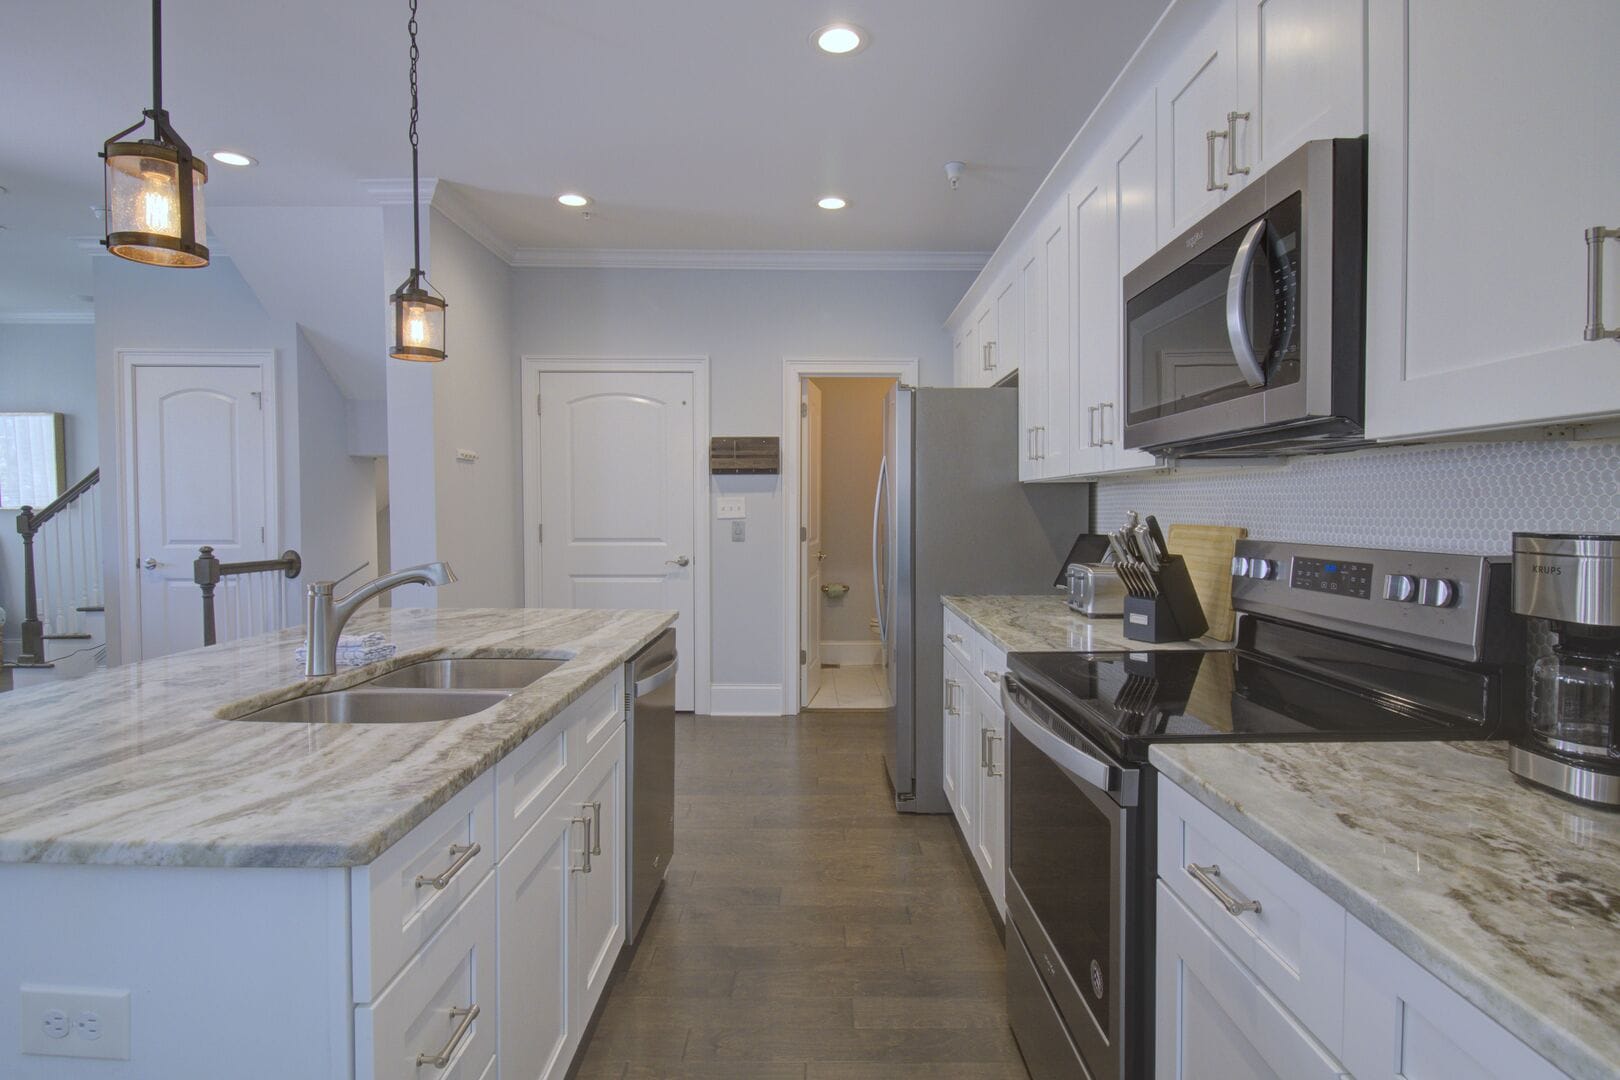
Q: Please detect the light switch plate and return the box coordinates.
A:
[731,520,747,542]
[716,497,746,519]
[455,449,480,463]
[20,985,130,1060]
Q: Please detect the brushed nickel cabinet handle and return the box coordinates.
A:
[1099,403,1116,446]
[983,669,1001,684]
[589,801,603,856]
[980,727,992,768]
[1087,404,1100,447]
[1187,862,1262,916]
[1206,130,1230,192]
[415,1004,480,1068]
[571,815,592,873]
[1225,111,1251,176]
[1586,226,1620,342]
[946,633,963,644]
[986,731,1002,777]
[414,843,481,890]
[1036,426,1047,460]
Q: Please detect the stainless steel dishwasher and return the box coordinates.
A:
[625,628,677,942]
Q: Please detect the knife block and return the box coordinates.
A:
[1123,555,1208,643]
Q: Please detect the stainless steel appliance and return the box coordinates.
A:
[625,629,677,941]
[1509,533,1620,807]
[1001,540,1521,1080]
[1066,563,1125,617]
[879,386,1089,813]
[1122,137,1367,458]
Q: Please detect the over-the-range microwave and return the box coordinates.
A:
[1122,136,1367,458]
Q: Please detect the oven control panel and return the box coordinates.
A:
[1289,557,1374,599]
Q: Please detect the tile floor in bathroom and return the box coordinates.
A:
[806,665,891,711]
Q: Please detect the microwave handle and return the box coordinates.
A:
[1225,218,1269,388]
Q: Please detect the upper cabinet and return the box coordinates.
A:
[1233,0,1366,180]
[1156,4,1241,239]
[1364,0,1620,439]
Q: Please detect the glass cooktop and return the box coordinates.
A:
[1007,618,1521,764]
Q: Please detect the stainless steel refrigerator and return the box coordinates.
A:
[878,386,1090,813]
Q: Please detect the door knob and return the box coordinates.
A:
[143,558,160,570]
[666,555,691,567]
[815,551,828,562]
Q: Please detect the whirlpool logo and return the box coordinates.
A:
[1531,563,1563,576]
[1185,229,1205,249]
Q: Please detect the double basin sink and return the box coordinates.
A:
[235,656,566,725]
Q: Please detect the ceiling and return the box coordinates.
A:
[0,0,1168,318]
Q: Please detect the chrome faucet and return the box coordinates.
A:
[304,561,457,677]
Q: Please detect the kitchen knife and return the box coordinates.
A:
[1106,530,1132,568]
[1146,515,1170,561]
[1135,524,1161,573]
[1119,523,1145,562]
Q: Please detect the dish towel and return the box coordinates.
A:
[293,632,397,669]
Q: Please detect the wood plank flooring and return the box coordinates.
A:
[572,711,1030,1079]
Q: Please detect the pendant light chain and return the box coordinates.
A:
[408,0,422,274]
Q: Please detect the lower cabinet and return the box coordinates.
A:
[941,617,1008,919]
[968,678,1006,917]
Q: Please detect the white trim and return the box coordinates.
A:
[0,311,94,325]
[781,357,918,716]
[510,249,990,272]
[114,349,281,663]
[520,355,712,716]
[357,176,441,206]
[429,184,518,265]
[707,683,786,717]
[820,640,883,667]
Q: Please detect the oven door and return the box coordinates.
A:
[1003,675,1139,1080]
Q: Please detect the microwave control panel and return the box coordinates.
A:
[1289,557,1374,599]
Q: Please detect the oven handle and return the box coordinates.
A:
[1002,677,1120,797]
[1225,218,1269,388]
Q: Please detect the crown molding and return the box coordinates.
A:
[508,248,990,272]
[0,311,95,325]
[358,177,441,207]
[429,183,517,264]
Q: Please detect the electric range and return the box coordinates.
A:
[999,540,1522,1080]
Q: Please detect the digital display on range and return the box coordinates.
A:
[1290,557,1374,599]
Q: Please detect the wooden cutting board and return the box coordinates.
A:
[1166,523,1248,642]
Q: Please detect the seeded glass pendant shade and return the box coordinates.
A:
[388,0,448,362]
[101,0,208,268]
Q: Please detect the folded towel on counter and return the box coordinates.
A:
[293,632,397,668]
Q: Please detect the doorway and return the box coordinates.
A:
[782,358,917,715]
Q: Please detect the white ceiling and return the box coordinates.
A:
[0,0,1168,317]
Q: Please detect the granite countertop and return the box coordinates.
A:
[0,607,674,870]
[1151,740,1620,1080]
[942,594,1230,653]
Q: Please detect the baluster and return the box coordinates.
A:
[49,520,63,636]
[89,486,103,607]
[67,501,82,634]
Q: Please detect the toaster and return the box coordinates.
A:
[1066,562,1126,617]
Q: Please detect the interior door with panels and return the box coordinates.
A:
[1233,0,1364,178]
[128,359,272,659]
[538,371,696,708]
[801,379,825,706]
[1364,0,1620,439]
[1157,0,1241,240]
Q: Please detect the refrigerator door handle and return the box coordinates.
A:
[871,454,888,644]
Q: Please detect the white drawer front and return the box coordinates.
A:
[971,631,1008,700]
[356,871,497,1080]
[1157,777,1347,1053]
[1156,882,1348,1080]
[354,770,496,1003]
[943,609,972,665]
[494,669,624,861]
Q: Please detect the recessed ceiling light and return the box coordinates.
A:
[818,196,848,211]
[210,150,257,167]
[813,23,867,55]
[557,193,591,208]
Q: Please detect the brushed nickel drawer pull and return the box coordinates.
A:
[415,1004,480,1068]
[946,632,964,644]
[414,843,481,890]
[571,815,592,873]
[980,727,992,768]
[986,731,1002,777]
[983,669,1001,684]
[1187,862,1261,916]
[589,800,603,856]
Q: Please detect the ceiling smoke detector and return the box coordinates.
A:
[944,161,965,191]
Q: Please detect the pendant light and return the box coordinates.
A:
[389,0,447,362]
[100,0,208,268]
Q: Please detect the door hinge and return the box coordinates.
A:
[260,525,265,542]
[537,523,543,543]
[536,393,542,417]
[800,649,807,665]
[801,402,808,418]
[800,525,807,541]
[250,390,263,411]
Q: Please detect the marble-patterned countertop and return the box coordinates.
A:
[0,607,674,869]
[1151,741,1620,1080]
[942,594,1230,653]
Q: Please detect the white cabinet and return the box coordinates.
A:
[991,271,1021,384]
[940,615,1007,918]
[1342,914,1564,1080]
[1020,196,1075,478]
[569,726,626,1023]
[942,650,966,812]
[1156,0,1241,240]
[1233,0,1365,180]
[1365,0,1620,439]
[1015,242,1046,481]
[1155,882,1347,1080]
[968,677,1006,917]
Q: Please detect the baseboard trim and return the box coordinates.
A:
[707,683,786,717]
[820,639,883,667]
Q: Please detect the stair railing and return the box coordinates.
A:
[193,546,302,646]
[15,468,101,664]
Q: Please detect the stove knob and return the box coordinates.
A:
[1247,558,1276,580]
[1231,556,1251,577]
[1383,573,1418,602]
[1418,577,1456,607]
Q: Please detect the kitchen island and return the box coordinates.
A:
[0,606,674,1078]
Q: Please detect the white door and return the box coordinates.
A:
[800,380,824,706]
[1365,0,1620,439]
[539,371,696,710]
[128,361,272,659]
[1157,0,1241,239]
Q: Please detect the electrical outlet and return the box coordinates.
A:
[731,519,746,542]
[20,986,130,1060]
[716,496,746,519]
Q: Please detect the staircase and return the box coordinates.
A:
[6,469,106,689]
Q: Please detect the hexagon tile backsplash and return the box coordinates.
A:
[1092,438,1620,555]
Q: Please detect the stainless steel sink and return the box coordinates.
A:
[360,656,566,690]
[235,687,512,724]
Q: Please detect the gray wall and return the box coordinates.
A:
[811,377,891,646]
[0,322,97,654]
[510,266,974,699]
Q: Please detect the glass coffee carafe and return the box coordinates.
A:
[1528,628,1620,761]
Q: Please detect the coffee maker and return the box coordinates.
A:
[1509,533,1620,807]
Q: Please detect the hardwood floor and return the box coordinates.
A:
[572,711,1030,1079]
